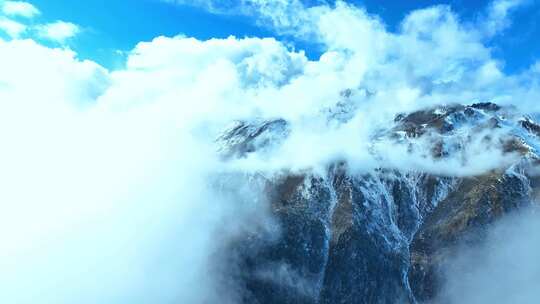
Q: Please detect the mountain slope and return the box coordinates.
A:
[217,102,540,303]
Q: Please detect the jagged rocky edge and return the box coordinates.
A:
[212,102,540,303]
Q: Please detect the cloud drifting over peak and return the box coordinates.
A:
[0,0,540,303]
[156,0,540,175]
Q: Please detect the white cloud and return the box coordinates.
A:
[0,39,109,103]
[0,35,281,304]
[482,0,527,37]
[1,1,40,18]
[36,21,80,43]
[530,60,540,74]
[0,16,26,37]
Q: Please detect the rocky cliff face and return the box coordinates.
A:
[216,103,540,303]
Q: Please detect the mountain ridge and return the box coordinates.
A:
[216,102,540,303]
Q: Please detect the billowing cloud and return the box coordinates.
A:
[36,20,80,43]
[1,0,40,18]
[0,37,271,304]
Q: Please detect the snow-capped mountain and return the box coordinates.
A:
[215,102,540,304]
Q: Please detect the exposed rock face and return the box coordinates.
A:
[216,118,290,159]
[216,103,540,303]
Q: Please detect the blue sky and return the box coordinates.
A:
[14,0,540,73]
